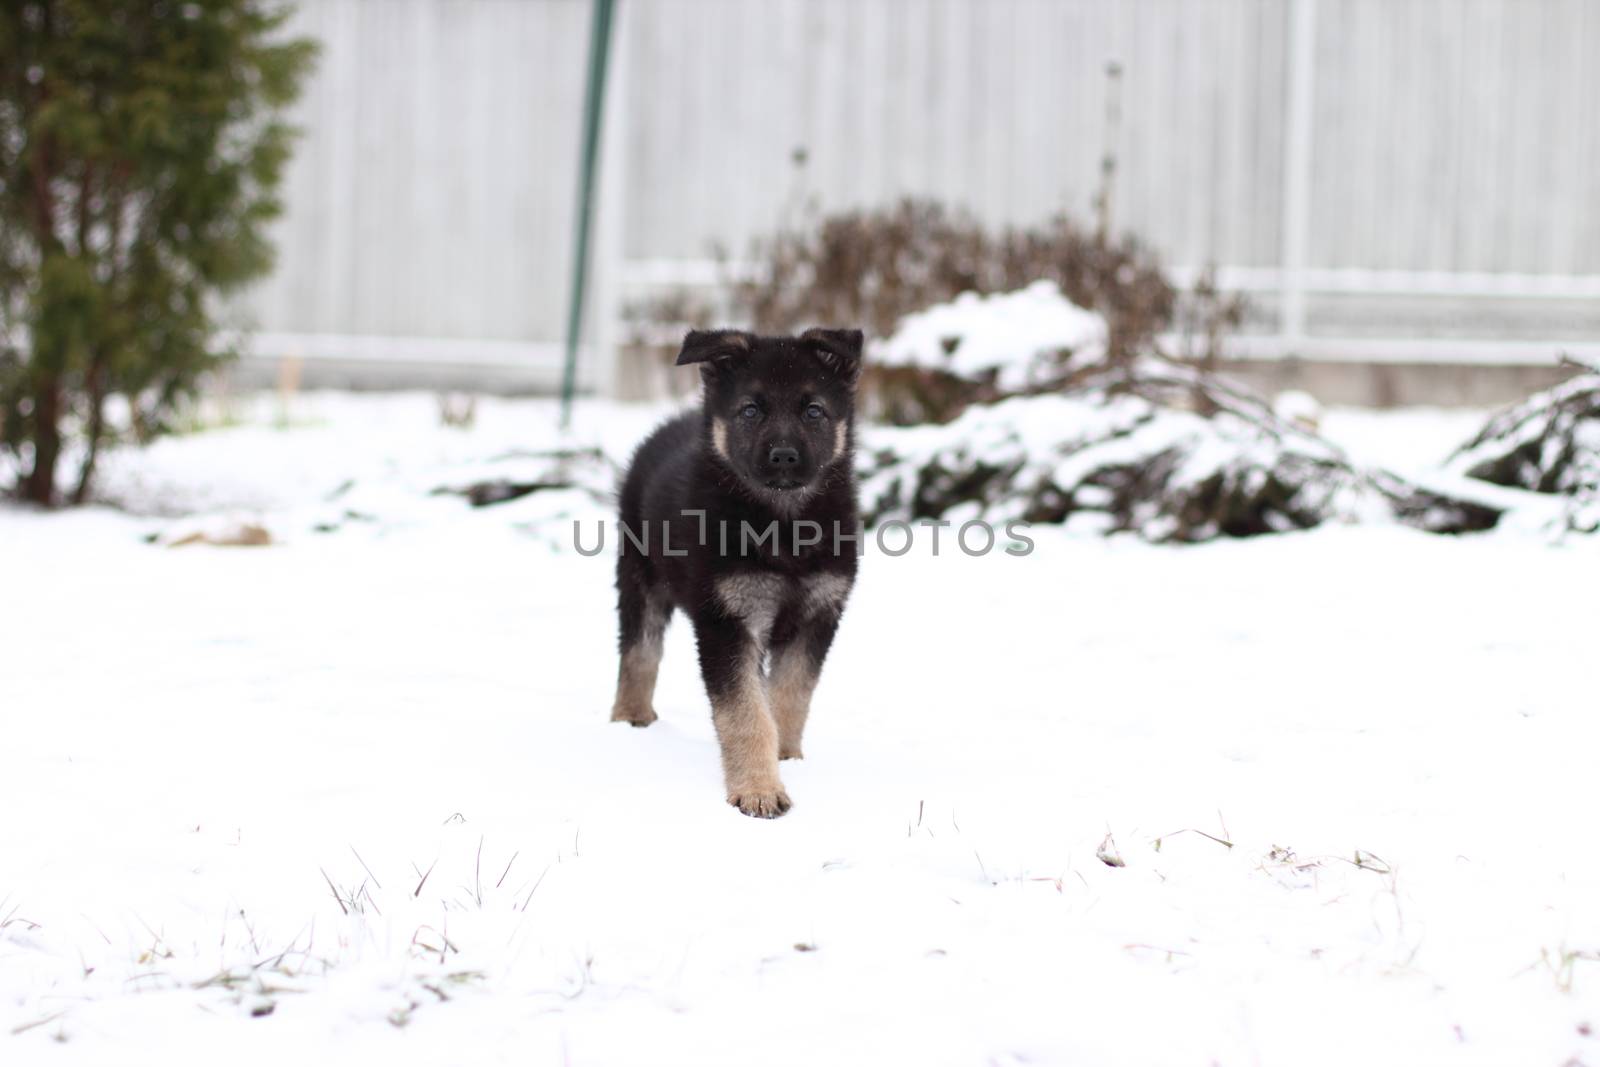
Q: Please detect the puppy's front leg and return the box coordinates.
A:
[693,615,789,818]
[769,577,848,760]
[769,620,835,761]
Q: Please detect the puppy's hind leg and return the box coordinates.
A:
[611,560,671,727]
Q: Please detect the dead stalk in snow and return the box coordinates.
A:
[319,868,348,916]
[497,850,519,889]
[413,859,437,898]
[349,845,382,889]
[1152,828,1234,852]
[520,864,552,912]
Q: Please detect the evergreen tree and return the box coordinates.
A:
[0,1,315,504]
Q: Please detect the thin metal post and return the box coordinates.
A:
[559,0,618,430]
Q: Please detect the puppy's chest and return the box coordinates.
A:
[711,569,853,634]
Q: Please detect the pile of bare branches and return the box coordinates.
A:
[1450,360,1600,534]
[861,359,1502,543]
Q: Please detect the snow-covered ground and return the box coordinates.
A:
[3,393,1597,1065]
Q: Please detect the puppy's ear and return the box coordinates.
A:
[675,329,753,366]
[801,328,864,380]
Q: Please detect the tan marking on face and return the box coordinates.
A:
[714,572,789,646]
[712,418,731,462]
[800,572,853,619]
[712,642,788,817]
[769,644,820,760]
[833,420,847,456]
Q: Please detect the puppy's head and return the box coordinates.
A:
[676,328,863,510]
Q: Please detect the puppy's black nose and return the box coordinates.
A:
[767,446,800,468]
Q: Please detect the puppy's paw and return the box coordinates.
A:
[778,745,804,761]
[727,786,792,819]
[610,705,658,728]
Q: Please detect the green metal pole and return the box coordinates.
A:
[559,0,617,431]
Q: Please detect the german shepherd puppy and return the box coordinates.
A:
[610,328,863,818]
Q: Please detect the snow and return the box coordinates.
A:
[1273,388,1322,432]
[3,394,1599,1065]
[1319,406,1492,477]
[871,280,1109,390]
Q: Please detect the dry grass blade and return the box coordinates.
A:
[11,1010,69,1036]
[414,859,437,899]
[1152,828,1234,852]
[496,850,519,890]
[474,836,484,907]
[349,846,381,890]
[520,865,551,912]
[359,882,383,917]
[1350,850,1392,875]
[319,868,348,916]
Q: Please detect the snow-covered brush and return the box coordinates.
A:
[861,357,1501,543]
[1449,357,1600,536]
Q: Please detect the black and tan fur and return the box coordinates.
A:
[610,328,863,818]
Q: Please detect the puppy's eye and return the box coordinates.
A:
[803,403,826,421]
[739,403,761,420]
